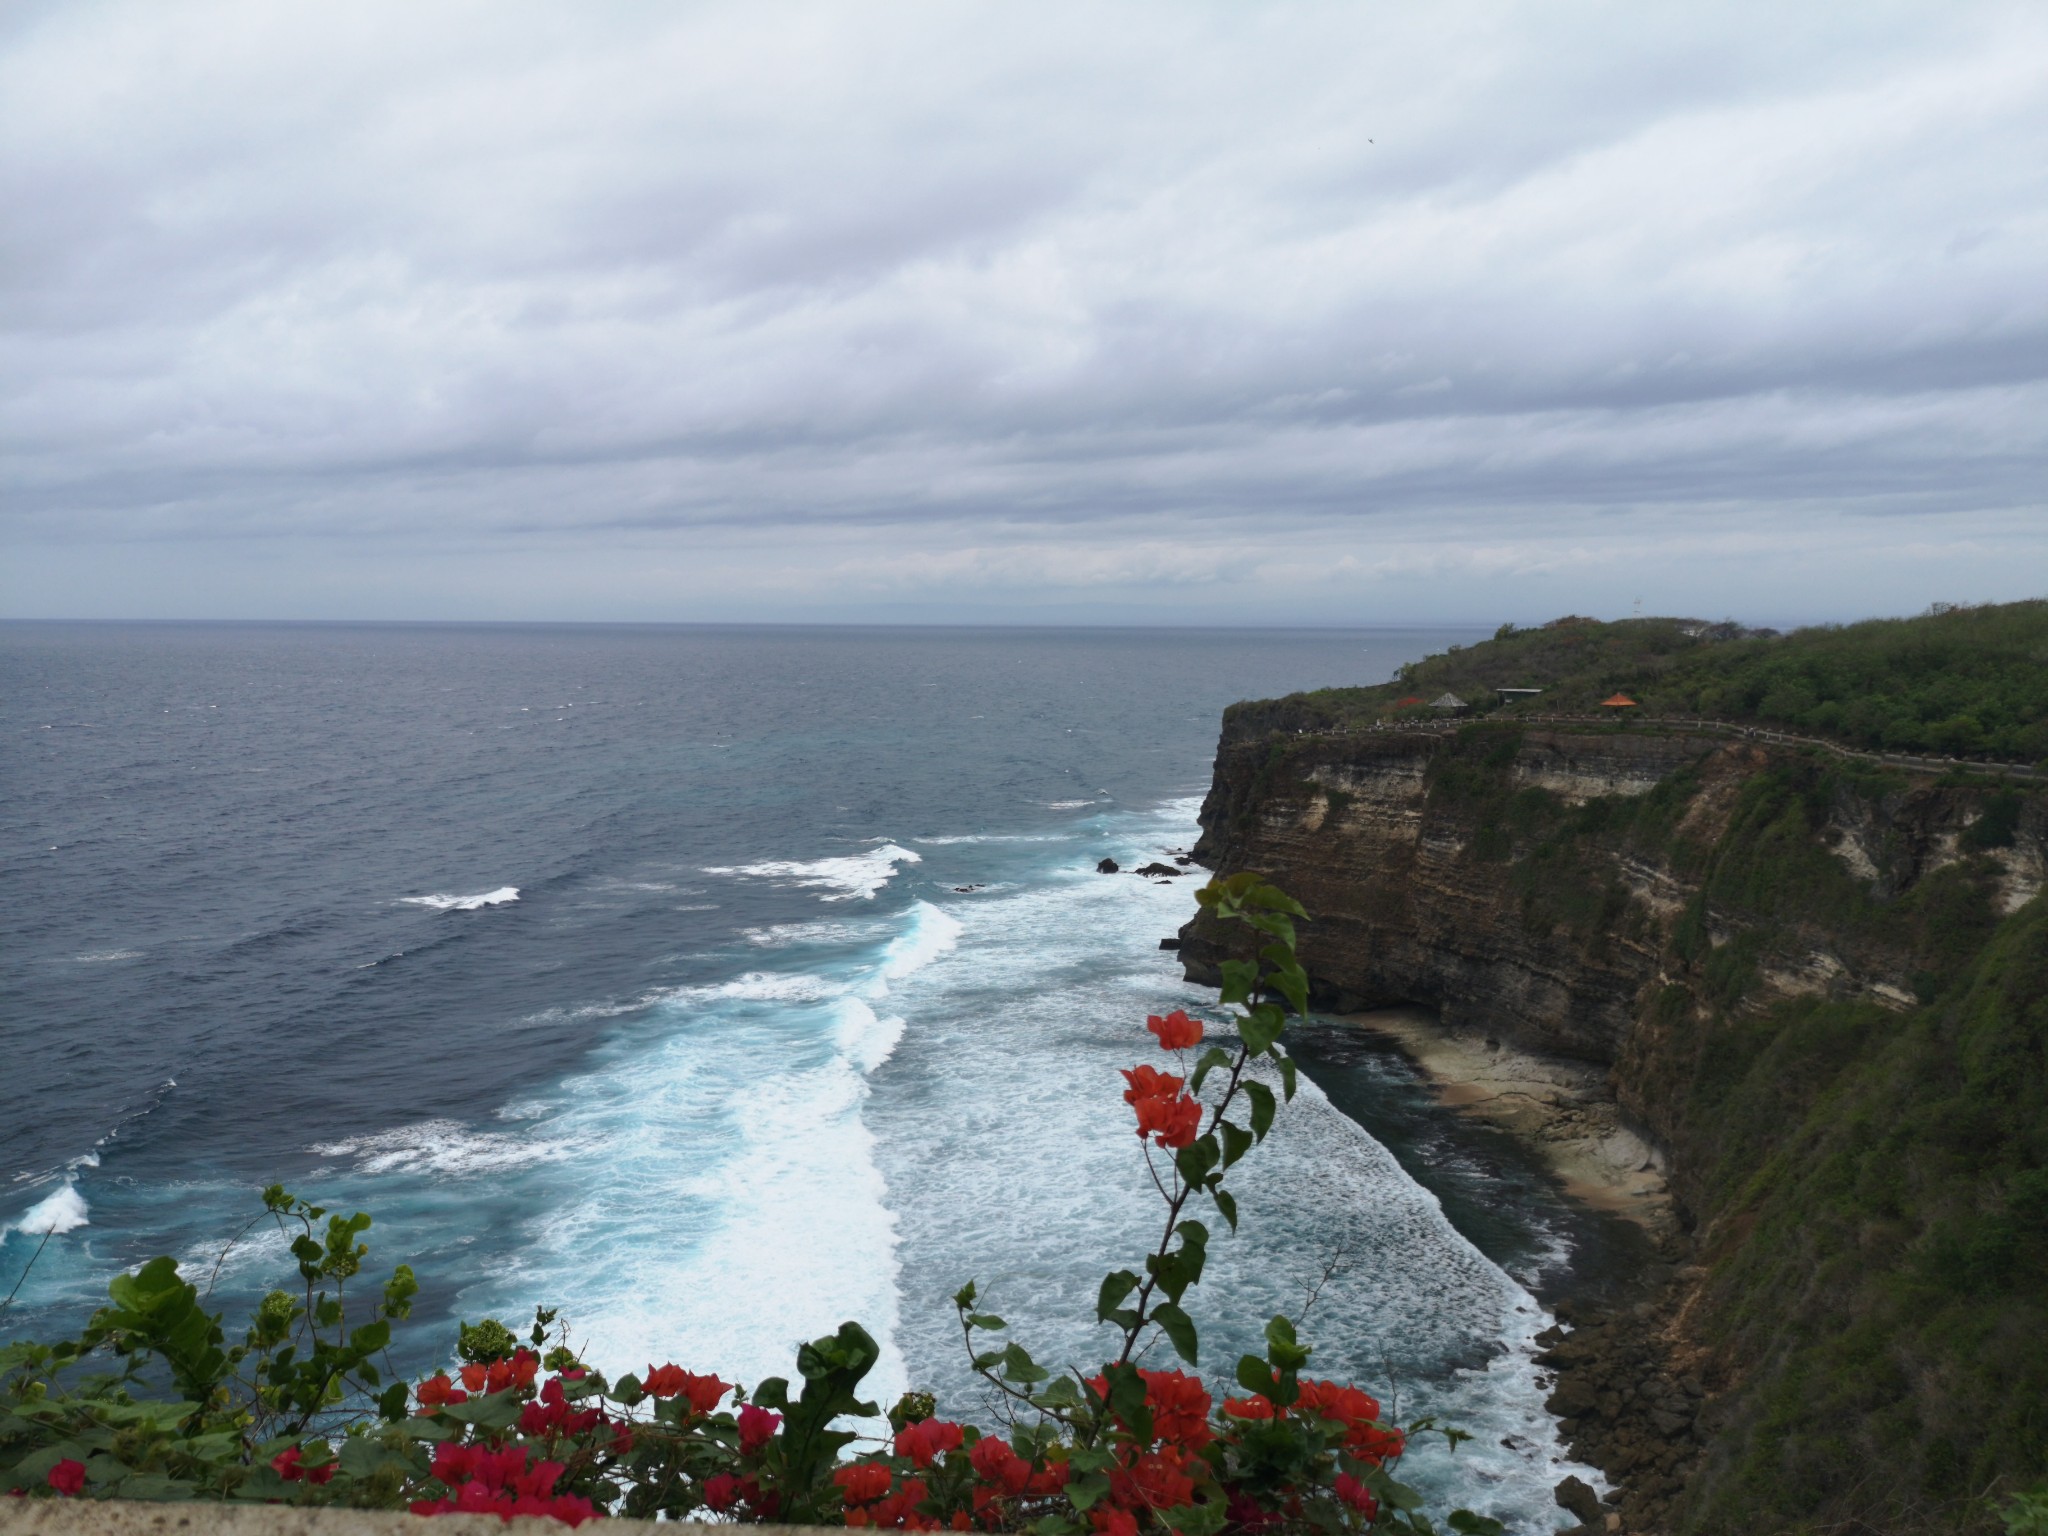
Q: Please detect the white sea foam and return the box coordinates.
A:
[9,1182,89,1236]
[856,796,1602,1526]
[910,834,1063,846]
[866,902,961,995]
[311,1120,579,1176]
[402,887,520,911]
[1045,800,1097,810]
[449,995,908,1410]
[832,998,909,1074]
[72,949,142,963]
[703,844,919,902]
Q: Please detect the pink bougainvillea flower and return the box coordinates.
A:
[1146,1010,1205,1051]
[736,1402,782,1455]
[46,1460,86,1497]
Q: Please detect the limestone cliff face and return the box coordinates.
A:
[1176,716,2045,1226]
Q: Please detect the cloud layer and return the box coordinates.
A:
[3,1,2044,622]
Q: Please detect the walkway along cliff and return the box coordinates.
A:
[1177,712,2048,1535]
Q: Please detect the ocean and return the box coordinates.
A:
[1,622,1640,1527]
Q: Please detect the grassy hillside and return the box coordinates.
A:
[1253,600,2048,764]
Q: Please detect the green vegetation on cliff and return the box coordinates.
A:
[1408,731,2047,1532]
[1238,599,2048,763]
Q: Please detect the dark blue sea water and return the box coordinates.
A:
[1,622,1631,1526]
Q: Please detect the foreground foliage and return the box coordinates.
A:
[3,876,1502,1534]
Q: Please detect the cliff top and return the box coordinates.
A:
[1227,598,2048,765]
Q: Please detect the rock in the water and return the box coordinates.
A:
[1556,1476,1604,1525]
[1174,855,1195,865]
[1159,938,1181,951]
[1097,858,1120,874]
[1133,862,1180,877]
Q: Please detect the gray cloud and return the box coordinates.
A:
[2,0,2044,623]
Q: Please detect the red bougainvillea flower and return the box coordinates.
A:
[836,1463,895,1506]
[846,1475,931,1530]
[736,1402,782,1455]
[968,1436,1032,1497]
[1221,1394,1276,1420]
[1293,1379,1403,1462]
[457,1348,540,1396]
[643,1364,731,1413]
[1133,1089,1205,1149]
[1334,1472,1379,1518]
[1090,1504,1140,1536]
[703,1473,744,1512]
[1120,1064,1184,1106]
[415,1372,468,1411]
[1112,1445,1198,1512]
[271,1446,336,1485]
[1226,1491,1283,1532]
[520,1375,605,1439]
[46,1460,86,1497]
[1146,1010,1205,1051]
[642,1363,687,1397]
[894,1417,966,1468]
[1139,1368,1213,1449]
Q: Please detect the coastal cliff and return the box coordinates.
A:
[1178,707,2048,1534]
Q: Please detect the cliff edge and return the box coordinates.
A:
[1179,706,2047,1535]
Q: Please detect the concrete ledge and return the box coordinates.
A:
[1,1503,832,1535]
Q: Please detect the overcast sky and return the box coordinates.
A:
[3,2,2043,626]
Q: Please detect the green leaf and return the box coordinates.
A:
[1174,1136,1220,1188]
[1217,1119,1252,1169]
[1244,1080,1276,1140]
[1153,1302,1198,1365]
[1189,1046,1234,1096]
[1264,1313,1311,1372]
[1030,1376,1084,1412]
[1235,1354,1276,1399]
[953,1280,978,1308]
[1066,1473,1112,1512]
[1228,1011,1277,1056]
[1211,1187,1238,1231]
[1164,1499,1228,1536]
[1278,1055,1298,1102]
[1000,1342,1049,1385]
[1448,1513,1506,1536]
[1096,1270,1141,1323]
[967,1313,1008,1331]
[1100,1362,1153,1444]
[1218,959,1259,1006]
[437,1393,522,1431]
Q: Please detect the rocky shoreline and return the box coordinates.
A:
[1336,1006,1710,1535]
[1336,1007,1676,1241]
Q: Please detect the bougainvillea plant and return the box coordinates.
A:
[1,875,1503,1535]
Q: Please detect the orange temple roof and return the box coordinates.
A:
[1601,693,1639,707]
